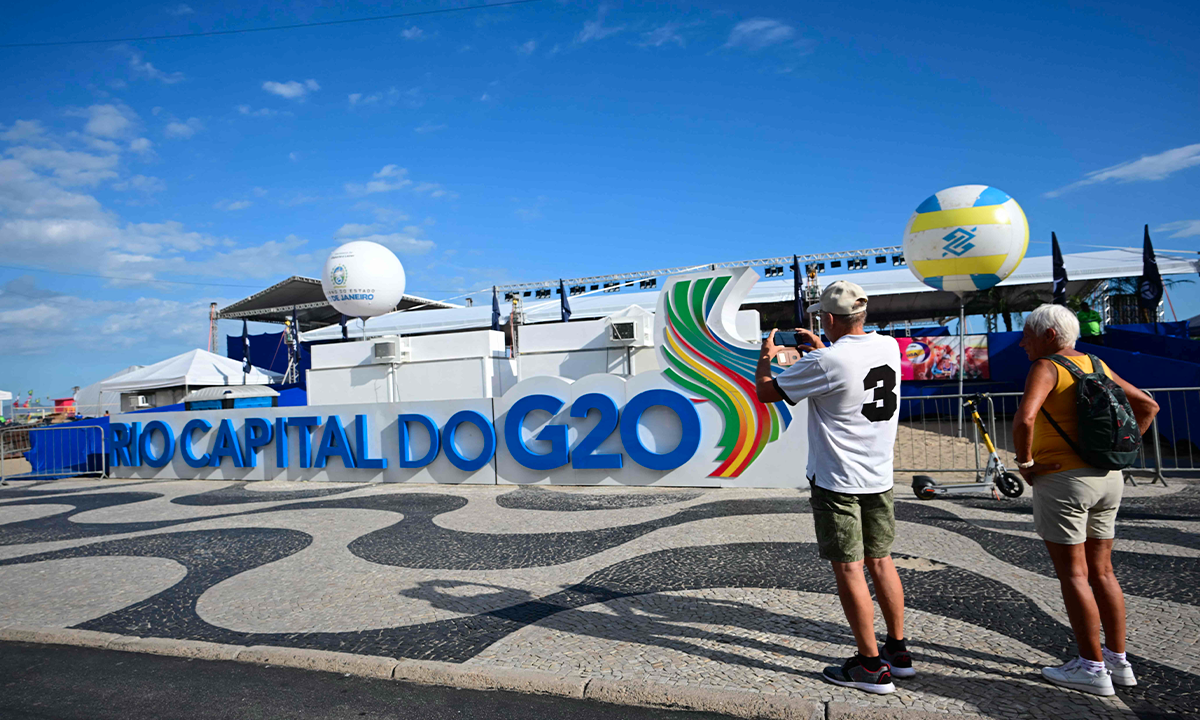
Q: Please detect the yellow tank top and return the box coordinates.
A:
[1032,355,1110,473]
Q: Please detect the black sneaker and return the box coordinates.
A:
[881,643,915,678]
[822,654,896,694]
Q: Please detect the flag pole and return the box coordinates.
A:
[957,297,965,437]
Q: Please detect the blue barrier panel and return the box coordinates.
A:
[1108,321,1188,338]
[1103,328,1200,364]
[18,417,109,480]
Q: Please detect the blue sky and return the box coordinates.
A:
[1,0,1198,403]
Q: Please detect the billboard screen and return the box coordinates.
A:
[897,335,989,381]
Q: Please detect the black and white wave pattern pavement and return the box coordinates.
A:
[0,478,1196,720]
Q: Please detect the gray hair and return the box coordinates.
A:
[1024,304,1079,349]
[827,310,867,328]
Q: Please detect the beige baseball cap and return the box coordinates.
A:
[807,280,868,315]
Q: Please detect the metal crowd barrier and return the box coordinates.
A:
[0,424,107,482]
[894,387,1200,486]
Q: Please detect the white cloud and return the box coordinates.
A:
[354,204,409,224]
[1045,143,1200,198]
[352,233,434,254]
[252,187,268,197]
[479,92,492,102]
[185,234,318,280]
[414,122,447,134]
[401,26,423,40]
[262,79,320,100]
[129,137,153,154]
[167,4,194,15]
[1155,220,1200,238]
[0,145,333,359]
[348,87,407,108]
[345,165,411,195]
[97,296,215,348]
[0,302,72,333]
[76,135,121,153]
[576,7,625,43]
[334,222,385,238]
[164,117,203,139]
[236,105,278,117]
[724,18,796,50]
[0,157,105,219]
[344,167,456,199]
[124,49,185,84]
[214,199,252,211]
[68,104,138,139]
[5,146,119,186]
[0,120,48,143]
[516,39,537,55]
[289,152,300,162]
[412,181,451,198]
[333,207,432,252]
[638,23,685,48]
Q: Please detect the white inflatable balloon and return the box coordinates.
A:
[902,185,1029,295]
[322,241,407,318]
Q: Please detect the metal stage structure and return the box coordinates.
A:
[493,245,906,298]
[217,276,457,332]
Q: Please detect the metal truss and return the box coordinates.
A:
[219,300,332,320]
[493,245,905,293]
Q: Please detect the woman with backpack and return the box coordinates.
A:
[1013,304,1159,696]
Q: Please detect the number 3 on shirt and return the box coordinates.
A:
[861,365,897,422]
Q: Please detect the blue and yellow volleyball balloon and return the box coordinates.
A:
[902,185,1029,294]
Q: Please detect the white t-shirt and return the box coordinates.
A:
[773,332,901,494]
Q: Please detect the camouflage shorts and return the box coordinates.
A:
[809,481,895,563]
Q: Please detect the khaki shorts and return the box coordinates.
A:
[809,480,895,563]
[1031,468,1123,546]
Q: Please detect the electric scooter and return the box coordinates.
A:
[912,393,1024,500]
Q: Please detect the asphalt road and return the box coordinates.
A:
[0,642,737,720]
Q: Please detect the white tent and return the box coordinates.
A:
[74,365,144,417]
[100,349,281,393]
[301,249,1200,341]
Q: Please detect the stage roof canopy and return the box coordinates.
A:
[301,249,1200,341]
[218,276,458,332]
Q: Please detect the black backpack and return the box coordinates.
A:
[1040,354,1141,470]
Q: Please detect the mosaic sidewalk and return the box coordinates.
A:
[0,477,1196,719]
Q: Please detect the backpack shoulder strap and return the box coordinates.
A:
[1087,354,1111,379]
[1039,355,1086,458]
[1043,354,1087,380]
[1040,406,1084,458]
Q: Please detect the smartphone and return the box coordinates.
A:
[764,330,801,347]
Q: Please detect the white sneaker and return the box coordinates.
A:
[1105,656,1137,687]
[1041,657,1115,696]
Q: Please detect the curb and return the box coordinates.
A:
[0,626,982,720]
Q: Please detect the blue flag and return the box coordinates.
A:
[241,320,251,377]
[560,279,571,323]
[491,286,501,331]
[1137,224,1163,316]
[1051,232,1068,305]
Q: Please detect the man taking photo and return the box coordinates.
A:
[755,280,909,695]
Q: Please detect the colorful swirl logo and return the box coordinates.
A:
[657,271,792,478]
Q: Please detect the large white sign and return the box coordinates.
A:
[110,269,812,487]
